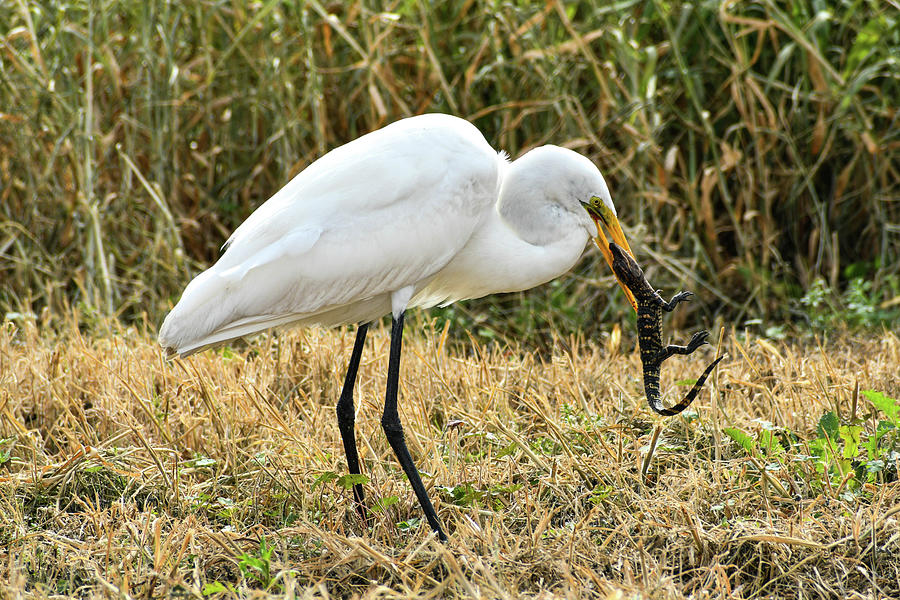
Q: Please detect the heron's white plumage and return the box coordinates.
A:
[159,114,616,356]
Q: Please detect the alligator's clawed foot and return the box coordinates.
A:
[664,290,694,311]
[671,290,694,304]
[686,330,710,352]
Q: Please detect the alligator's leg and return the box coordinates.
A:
[662,291,694,312]
[656,330,709,363]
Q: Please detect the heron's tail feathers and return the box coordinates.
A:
[158,275,391,358]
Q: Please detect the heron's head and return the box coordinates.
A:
[580,195,637,312]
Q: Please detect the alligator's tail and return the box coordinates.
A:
[646,355,725,416]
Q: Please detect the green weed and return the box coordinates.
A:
[725,390,900,499]
[237,538,274,589]
[799,276,900,329]
[439,482,522,510]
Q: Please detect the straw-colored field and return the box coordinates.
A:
[2,1,898,597]
[2,318,898,598]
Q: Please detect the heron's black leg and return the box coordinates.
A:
[336,323,369,520]
[380,311,447,542]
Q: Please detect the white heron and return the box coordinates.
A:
[159,113,635,541]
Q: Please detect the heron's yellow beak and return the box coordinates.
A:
[581,198,638,313]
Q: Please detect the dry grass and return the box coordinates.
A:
[2,315,898,598]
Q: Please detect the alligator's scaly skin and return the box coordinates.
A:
[609,243,724,416]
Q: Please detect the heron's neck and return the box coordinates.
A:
[413,206,590,307]
[496,175,585,247]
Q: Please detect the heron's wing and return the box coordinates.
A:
[221,114,495,256]
[158,115,500,355]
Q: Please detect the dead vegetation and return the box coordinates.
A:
[1,317,898,598]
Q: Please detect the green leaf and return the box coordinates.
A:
[839,425,863,459]
[497,441,518,458]
[809,436,826,457]
[259,537,272,558]
[865,459,885,474]
[372,495,399,512]
[312,471,338,489]
[863,390,899,424]
[758,430,785,456]
[723,427,756,454]
[397,517,421,531]
[202,582,227,596]
[589,483,613,504]
[817,412,839,441]
[838,459,853,479]
[237,538,273,586]
[336,473,369,490]
[860,433,879,461]
[446,483,479,507]
[675,378,698,386]
[845,16,888,75]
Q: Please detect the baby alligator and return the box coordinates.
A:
[609,242,724,416]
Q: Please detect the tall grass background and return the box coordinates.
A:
[2,0,898,340]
